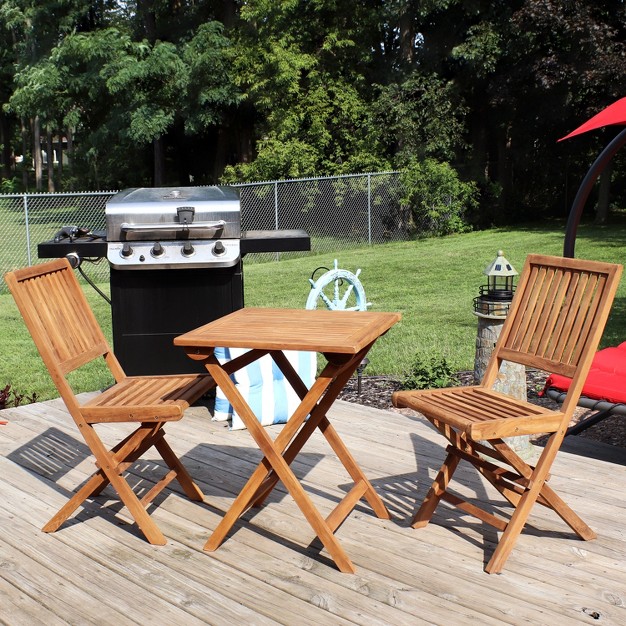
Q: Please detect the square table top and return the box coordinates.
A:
[174,307,401,355]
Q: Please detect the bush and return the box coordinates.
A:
[400,158,479,236]
[400,354,459,390]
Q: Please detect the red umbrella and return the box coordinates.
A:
[560,96,626,140]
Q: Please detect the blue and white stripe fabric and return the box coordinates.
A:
[213,347,317,430]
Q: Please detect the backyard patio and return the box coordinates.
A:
[1,394,625,624]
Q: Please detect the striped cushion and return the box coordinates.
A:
[213,347,317,430]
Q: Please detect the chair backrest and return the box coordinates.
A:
[5,259,124,410]
[484,254,622,413]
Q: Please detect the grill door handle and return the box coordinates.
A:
[120,220,226,238]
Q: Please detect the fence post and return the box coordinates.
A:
[23,194,32,265]
[274,180,280,260]
[367,173,372,245]
[274,181,279,230]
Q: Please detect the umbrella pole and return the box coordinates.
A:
[564,127,626,257]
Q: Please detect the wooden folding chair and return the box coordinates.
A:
[393,254,622,573]
[5,258,215,544]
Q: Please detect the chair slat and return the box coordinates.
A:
[545,270,578,361]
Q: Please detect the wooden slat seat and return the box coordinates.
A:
[81,374,214,422]
[403,386,564,440]
[393,254,623,573]
[5,258,215,545]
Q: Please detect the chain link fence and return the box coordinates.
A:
[0,172,407,293]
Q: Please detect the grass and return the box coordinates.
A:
[3,218,626,403]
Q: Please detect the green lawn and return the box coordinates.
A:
[3,220,626,403]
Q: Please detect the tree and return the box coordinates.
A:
[222,0,392,181]
[400,158,479,236]
[1,0,105,189]
[483,0,626,219]
[370,72,468,166]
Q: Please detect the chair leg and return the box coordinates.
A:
[43,470,109,533]
[104,468,167,545]
[485,486,595,574]
[484,435,581,574]
[154,437,204,501]
[44,424,199,545]
[537,482,596,540]
[412,450,461,528]
[485,483,541,574]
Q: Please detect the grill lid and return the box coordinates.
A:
[106,186,241,241]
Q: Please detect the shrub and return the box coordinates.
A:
[400,158,479,236]
[400,354,459,390]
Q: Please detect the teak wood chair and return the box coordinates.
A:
[5,258,215,545]
[393,254,622,573]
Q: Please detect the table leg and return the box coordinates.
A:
[252,346,390,522]
[203,356,357,573]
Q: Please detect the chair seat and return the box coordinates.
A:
[393,386,564,440]
[82,374,214,423]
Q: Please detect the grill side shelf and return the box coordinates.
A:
[38,238,108,259]
[241,229,310,255]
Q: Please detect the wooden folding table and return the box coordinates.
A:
[174,307,401,573]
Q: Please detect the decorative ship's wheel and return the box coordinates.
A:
[306,259,370,311]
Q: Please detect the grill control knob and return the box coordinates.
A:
[182,241,195,256]
[121,242,133,258]
[151,241,164,257]
[212,240,226,256]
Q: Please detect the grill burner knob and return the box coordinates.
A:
[121,242,133,258]
[182,241,195,257]
[212,240,226,256]
[151,242,164,257]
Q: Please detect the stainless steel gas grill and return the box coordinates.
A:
[38,186,310,376]
[106,186,244,376]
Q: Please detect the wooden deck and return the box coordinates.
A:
[1,393,625,625]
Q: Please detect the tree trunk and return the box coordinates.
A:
[21,118,29,190]
[398,9,415,64]
[33,116,43,191]
[220,0,238,27]
[595,161,612,225]
[496,125,514,223]
[67,127,74,185]
[46,129,55,192]
[153,137,165,186]
[56,132,63,190]
[0,112,13,180]
[137,0,157,42]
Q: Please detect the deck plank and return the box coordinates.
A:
[1,395,625,624]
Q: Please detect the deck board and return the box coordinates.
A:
[1,394,625,625]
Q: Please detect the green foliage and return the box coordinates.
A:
[0,383,37,409]
[1,0,626,206]
[400,355,459,391]
[400,158,479,236]
[222,138,319,182]
[371,73,468,165]
[182,22,241,134]
[0,178,17,193]
[451,22,502,78]
[104,40,187,144]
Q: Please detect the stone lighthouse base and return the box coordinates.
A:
[474,315,535,460]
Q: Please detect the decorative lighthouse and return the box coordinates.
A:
[473,250,532,457]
